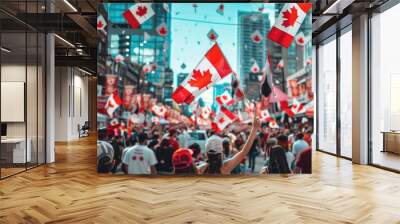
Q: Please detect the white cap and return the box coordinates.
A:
[205,135,223,154]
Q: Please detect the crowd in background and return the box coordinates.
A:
[97,116,313,175]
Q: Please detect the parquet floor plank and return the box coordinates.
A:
[1,135,400,223]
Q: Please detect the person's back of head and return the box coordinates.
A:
[137,132,148,145]
[268,145,290,174]
[205,135,223,174]
[295,133,304,141]
[277,135,289,150]
[172,148,195,174]
[188,143,201,158]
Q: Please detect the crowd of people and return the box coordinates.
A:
[97,116,313,175]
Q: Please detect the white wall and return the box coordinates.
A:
[54,67,89,141]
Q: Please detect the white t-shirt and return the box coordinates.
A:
[285,151,295,171]
[122,144,157,174]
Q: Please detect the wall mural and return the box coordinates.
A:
[97,3,313,175]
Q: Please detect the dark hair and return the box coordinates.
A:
[206,153,222,174]
[277,135,288,143]
[268,146,290,174]
[137,132,148,144]
[296,133,304,140]
[189,143,201,158]
[160,138,170,148]
[222,140,230,157]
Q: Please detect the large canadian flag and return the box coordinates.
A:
[172,43,233,104]
[123,3,155,29]
[211,107,237,133]
[105,93,122,117]
[267,3,312,48]
[216,90,234,106]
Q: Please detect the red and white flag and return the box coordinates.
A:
[267,3,312,48]
[250,61,260,73]
[156,22,168,36]
[269,120,280,129]
[216,90,235,106]
[291,98,305,114]
[172,43,233,104]
[260,109,273,123]
[295,31,306,46]
[152,104,166,117]
[211,107,237,133]
[97,14,107,31]
[123,3,155,29]
[105,93,122,117]
[251,30,262,44]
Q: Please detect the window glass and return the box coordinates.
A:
[340,29,352,158]
[317,37,337,154]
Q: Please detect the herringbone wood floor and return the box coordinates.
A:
[1,135,400,224]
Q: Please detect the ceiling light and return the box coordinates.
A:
[1,47,11,53]
[78,67,93,76]
[63,0,78,12]
[54,34,75,48]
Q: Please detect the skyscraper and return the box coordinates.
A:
[106,3,172,102]
[237,11,270,101]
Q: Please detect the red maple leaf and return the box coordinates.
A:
[188,69,213,90]
[297,37,304,44]
[209,33,216,40]
[218,117,225,124]
[97,21,103,29]
[136,6,147,17]
[282,6,298,28]
[222,95,228,100]
[253,35,260,43]
[158,26,167,35]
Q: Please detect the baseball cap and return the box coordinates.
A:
[172,148,193,170]
[205,135,223,154]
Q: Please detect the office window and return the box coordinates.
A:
[371,4,400,171]
[340,29,352,158]
[317,37,337,154]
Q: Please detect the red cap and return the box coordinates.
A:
[172,148,193,170]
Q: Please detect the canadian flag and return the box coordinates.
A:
[280,100,295,117]
[156,22,168,36]
[260,109,273,123]
[216,90,235,106]
[105,93,122,117]
[295,31,306,46]
[123,3,155,29]
[172,43,233,104]
[152,104,166,117]
[250,61,260,73]
[291,98,305,114]
[267,3,312,48]
[235,87,245,101]
[97,14,107,31]
[269,120,280,129]
[251,30,262,44]
[211,107,237,133]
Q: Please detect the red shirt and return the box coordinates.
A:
[169,137,180,150]
[296,147,311,174]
